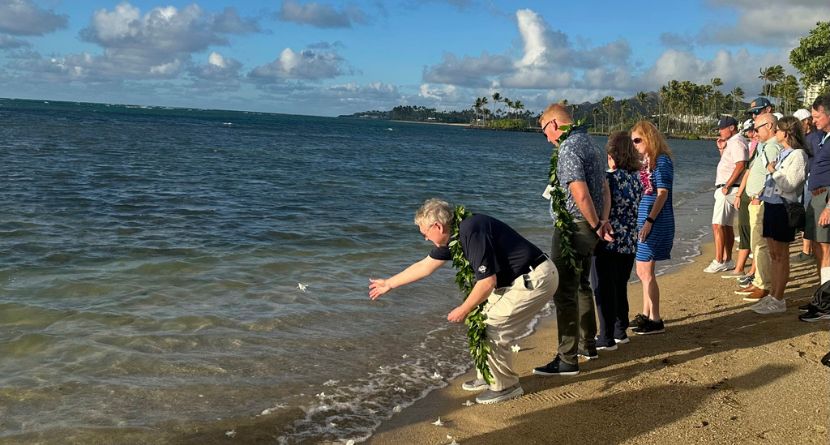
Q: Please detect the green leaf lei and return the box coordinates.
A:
[548,119,588,273]
[448,205,493,384]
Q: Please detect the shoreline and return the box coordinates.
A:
[388,119,719,140]
[367,241,829,444]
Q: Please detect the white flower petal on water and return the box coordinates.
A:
[462,400,474,407]
[346,441,355,445]
[401,354,408,358]
[329,422,337,427]
[447,435,453,440]
[511,344,521,353]
[392,405,402,413]
[432,417,443,426]
[431,372,442,379]
[225,430,236,438]
[316,392,326,399]
[297,283,308,292]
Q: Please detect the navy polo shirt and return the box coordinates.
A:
[429,214,544,288]
[809,131,830,191]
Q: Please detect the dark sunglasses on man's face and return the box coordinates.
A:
[542,119,558,134]
[754,122,770,131]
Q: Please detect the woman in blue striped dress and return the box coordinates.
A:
[630,120,675,335]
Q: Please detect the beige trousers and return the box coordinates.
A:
[749,202,771,290]
[482,259,558,391]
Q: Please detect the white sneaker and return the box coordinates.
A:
[723,259,736,270]
[703,260,728,273]
[751,296,786,314]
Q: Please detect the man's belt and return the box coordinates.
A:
[528,254,549,271]
[715,183,741,189]
[811,187,828,196]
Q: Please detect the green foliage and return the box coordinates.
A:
[449,205,493,384]
[790,22,830,86]
[547,121,585,274]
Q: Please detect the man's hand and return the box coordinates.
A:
[447,305,470,323]
[820,208,830,227]
[597,220,614,242]
[721,186,729,195]
[716,138,727,150]
[369,278,391,300]
[734,193,742,209]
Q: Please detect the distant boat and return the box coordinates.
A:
[222,122,233,127]
[386,128,393,131]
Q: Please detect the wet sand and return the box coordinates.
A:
[367,241,830,445]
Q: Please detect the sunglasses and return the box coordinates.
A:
[542,119,559,133]
[754,122,770,131]
[631,137,643,145]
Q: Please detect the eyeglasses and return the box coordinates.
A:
[754,122,770,131]
[420,222,438,240]
[542,119,559,133]
[631,137,643,145]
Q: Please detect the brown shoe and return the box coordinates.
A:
[742,288,769,302]
[735,285,759,295]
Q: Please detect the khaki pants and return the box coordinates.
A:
[749,202,771,290]
[483,259,558,390]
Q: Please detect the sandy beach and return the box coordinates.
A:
[2,242,826,445]
[367,241,829,445]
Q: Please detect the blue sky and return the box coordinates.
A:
[0,0,828,116]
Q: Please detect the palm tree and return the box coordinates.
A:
[730,87,744,116]
[710,77,723,117]
[492,92,502,118]
[601,96,615,133]
[636,91,648,118]
[759,65,785,97]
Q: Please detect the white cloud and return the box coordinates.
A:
[422,9,632,93]
[699,1,830,47]
[277,0,367,28]
[642,48,790,97]
[419,83,458,100]
[5,2,260,83]
[189,51,241,81]
[422,52,512,87]
[0,0,68,36]
[249,47,349,82]
[0,33,28,49]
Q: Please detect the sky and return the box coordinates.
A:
[0,0,828,116]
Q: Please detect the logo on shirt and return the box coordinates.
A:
[478,265,487,273]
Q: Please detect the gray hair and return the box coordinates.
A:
[414,198,453,227]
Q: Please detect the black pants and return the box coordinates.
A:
[551,220,599,364]
[593,249,635,345]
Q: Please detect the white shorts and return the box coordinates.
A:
[712,187,739,226]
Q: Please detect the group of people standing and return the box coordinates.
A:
[703,94,830,323]
[368,96,830,405]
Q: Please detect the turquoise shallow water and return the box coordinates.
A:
[0,98,721,442]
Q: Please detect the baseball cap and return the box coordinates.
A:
[747,97,772,114]
[773,112,784,120]
[741,118,755,133]
[794,108,811,121]
[717,116,738,130]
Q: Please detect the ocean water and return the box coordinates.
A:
[0,99,721,443]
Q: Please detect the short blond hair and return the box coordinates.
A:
[538,103,573,126]
[414,198,453,227]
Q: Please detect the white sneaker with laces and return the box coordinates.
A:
[751,296,786,314]
[703,260,728,273]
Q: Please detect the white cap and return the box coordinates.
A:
[793,108,811,121]
[741,119,754,132]
[773,112,784,120]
